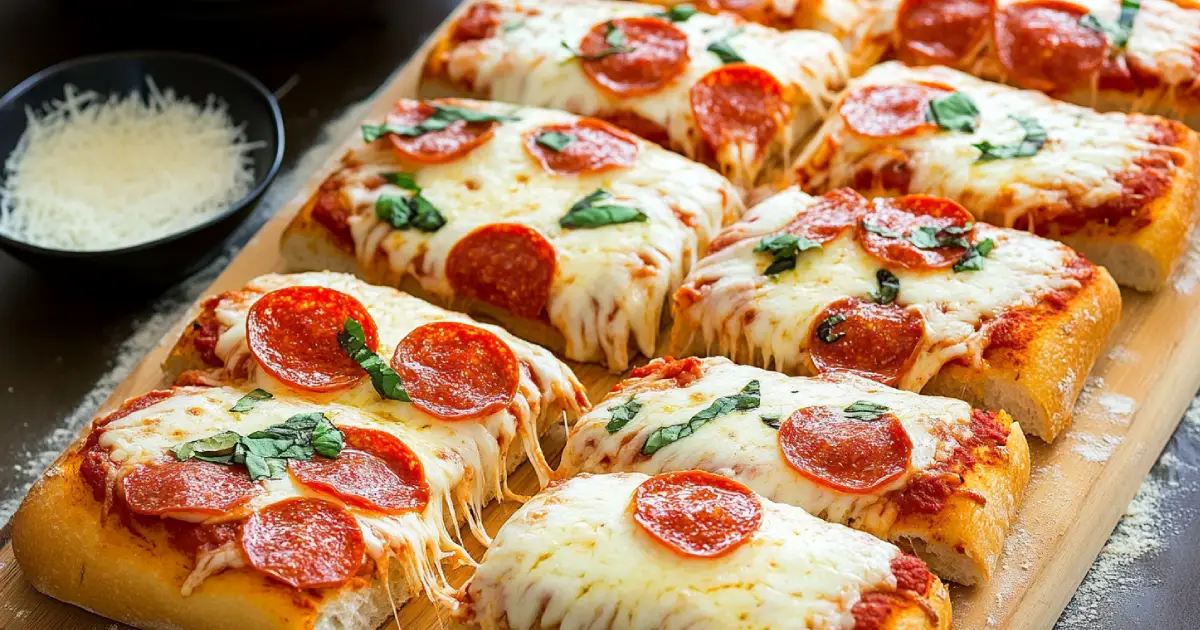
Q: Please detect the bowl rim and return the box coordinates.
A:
[0,50,286,259]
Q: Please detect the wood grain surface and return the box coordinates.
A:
[3,6,1200,629]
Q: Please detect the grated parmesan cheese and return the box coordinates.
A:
[0,79,263,250]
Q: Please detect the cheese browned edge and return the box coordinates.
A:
[11,402,555,630]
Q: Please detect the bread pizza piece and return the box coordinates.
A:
[281,99,741,372]
[881,0,1200,128]
[634,0,894,74]
[560,357,1030,585]
[422,0,849,191]
[164,271,589,487]
[671,187,1120,441]
[12,378,576,630]
[455,471,952,629]
[792,62,1199,291]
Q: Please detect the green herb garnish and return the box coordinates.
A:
[536,131,575,152]
[605,397,643,433]
[870,269,900,305]
[953,237,996,272]
[925,91,980,133]
[642,380,760,455]
[361,105,517,142]
[562,22,634,61]
[843,400,889,421]
[560,189,648,229]
[375,172,446,232]
[754,233,822,276]
[229,388,273,413]
[761,413,782,430]
[707,31,745,64]
[337,318,410,401]
[817,314,847,343]
[973,115,1047,162]
[173,413,345,481]
[654,3,697,21]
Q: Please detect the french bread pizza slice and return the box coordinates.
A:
[560,357,1031,585]
[454,472,953,629]
[671,187,1120,441]
[792,62,1199,291]
[281,99,741,372]
[13,272,589,630]
[422,0,849,191]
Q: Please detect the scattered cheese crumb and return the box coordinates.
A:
[0,79,263,250]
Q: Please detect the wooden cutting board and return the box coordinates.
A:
[3,6,1200,629]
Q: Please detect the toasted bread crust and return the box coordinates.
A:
[923,265,1122,441]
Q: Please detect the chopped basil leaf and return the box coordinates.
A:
[843,400,889,421]
[173,430,240,461]
[501,20,525,31]
[654,3,697,21]
[562,22,634,61]
[362,105,517,142]
[229,388,273,413]
[536,131,575,152]
[338,318,410,401]
[642,380,760,455]
[560,188,648,229]
[953,237,996,272]
[925,91,979,133]
[173,414,345,481]
[761,413,782,430]
[862,220,903,239]
[817,314,846,343]
[383,171,420,191]
[376,174,447,233]
[1080,0,1139,49]
[870,269,900,305]
[754,233,821,276]
[973,115,1047,162]
[605,397,643,433]
[707,33,745,64]
[907,225,970,250]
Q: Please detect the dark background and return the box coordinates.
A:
[0,1,1196,627]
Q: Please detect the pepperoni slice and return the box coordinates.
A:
[382,99,498,164]
[838,83,954,138]
[632,470,762,558]
[239,498,364,589]
[857,195,975,270]
[778,405,912,493]
[452,1,501,42]
[601,111,672,147]
[994,0,1108,92]
[524,120,639,176]
[783,188,871,244]
[96,389,175,428]
[121,461,261,516]
[290,426,430,513]
[808,298,924,387]
[690,65,787,162]
[445,223,557,320]
[246,286,378,392]
[896,0,994,65]
[579,17,690,97]
[391,322,520,420]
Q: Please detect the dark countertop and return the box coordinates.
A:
[0,1,1196,628]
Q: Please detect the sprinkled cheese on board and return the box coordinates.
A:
[0,79,262,251]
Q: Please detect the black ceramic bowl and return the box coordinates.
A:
[0,51,284,289]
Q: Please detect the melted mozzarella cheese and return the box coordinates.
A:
[794,63,1186,231]
[334,104,740,371]
[97,386,490,603]
[433,0,848,190]
[457,472,902,630]
[673,187,1084,391]
[207,272,588,488]
[561,359,977,538]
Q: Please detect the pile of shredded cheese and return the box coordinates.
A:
[0,79,263,250]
